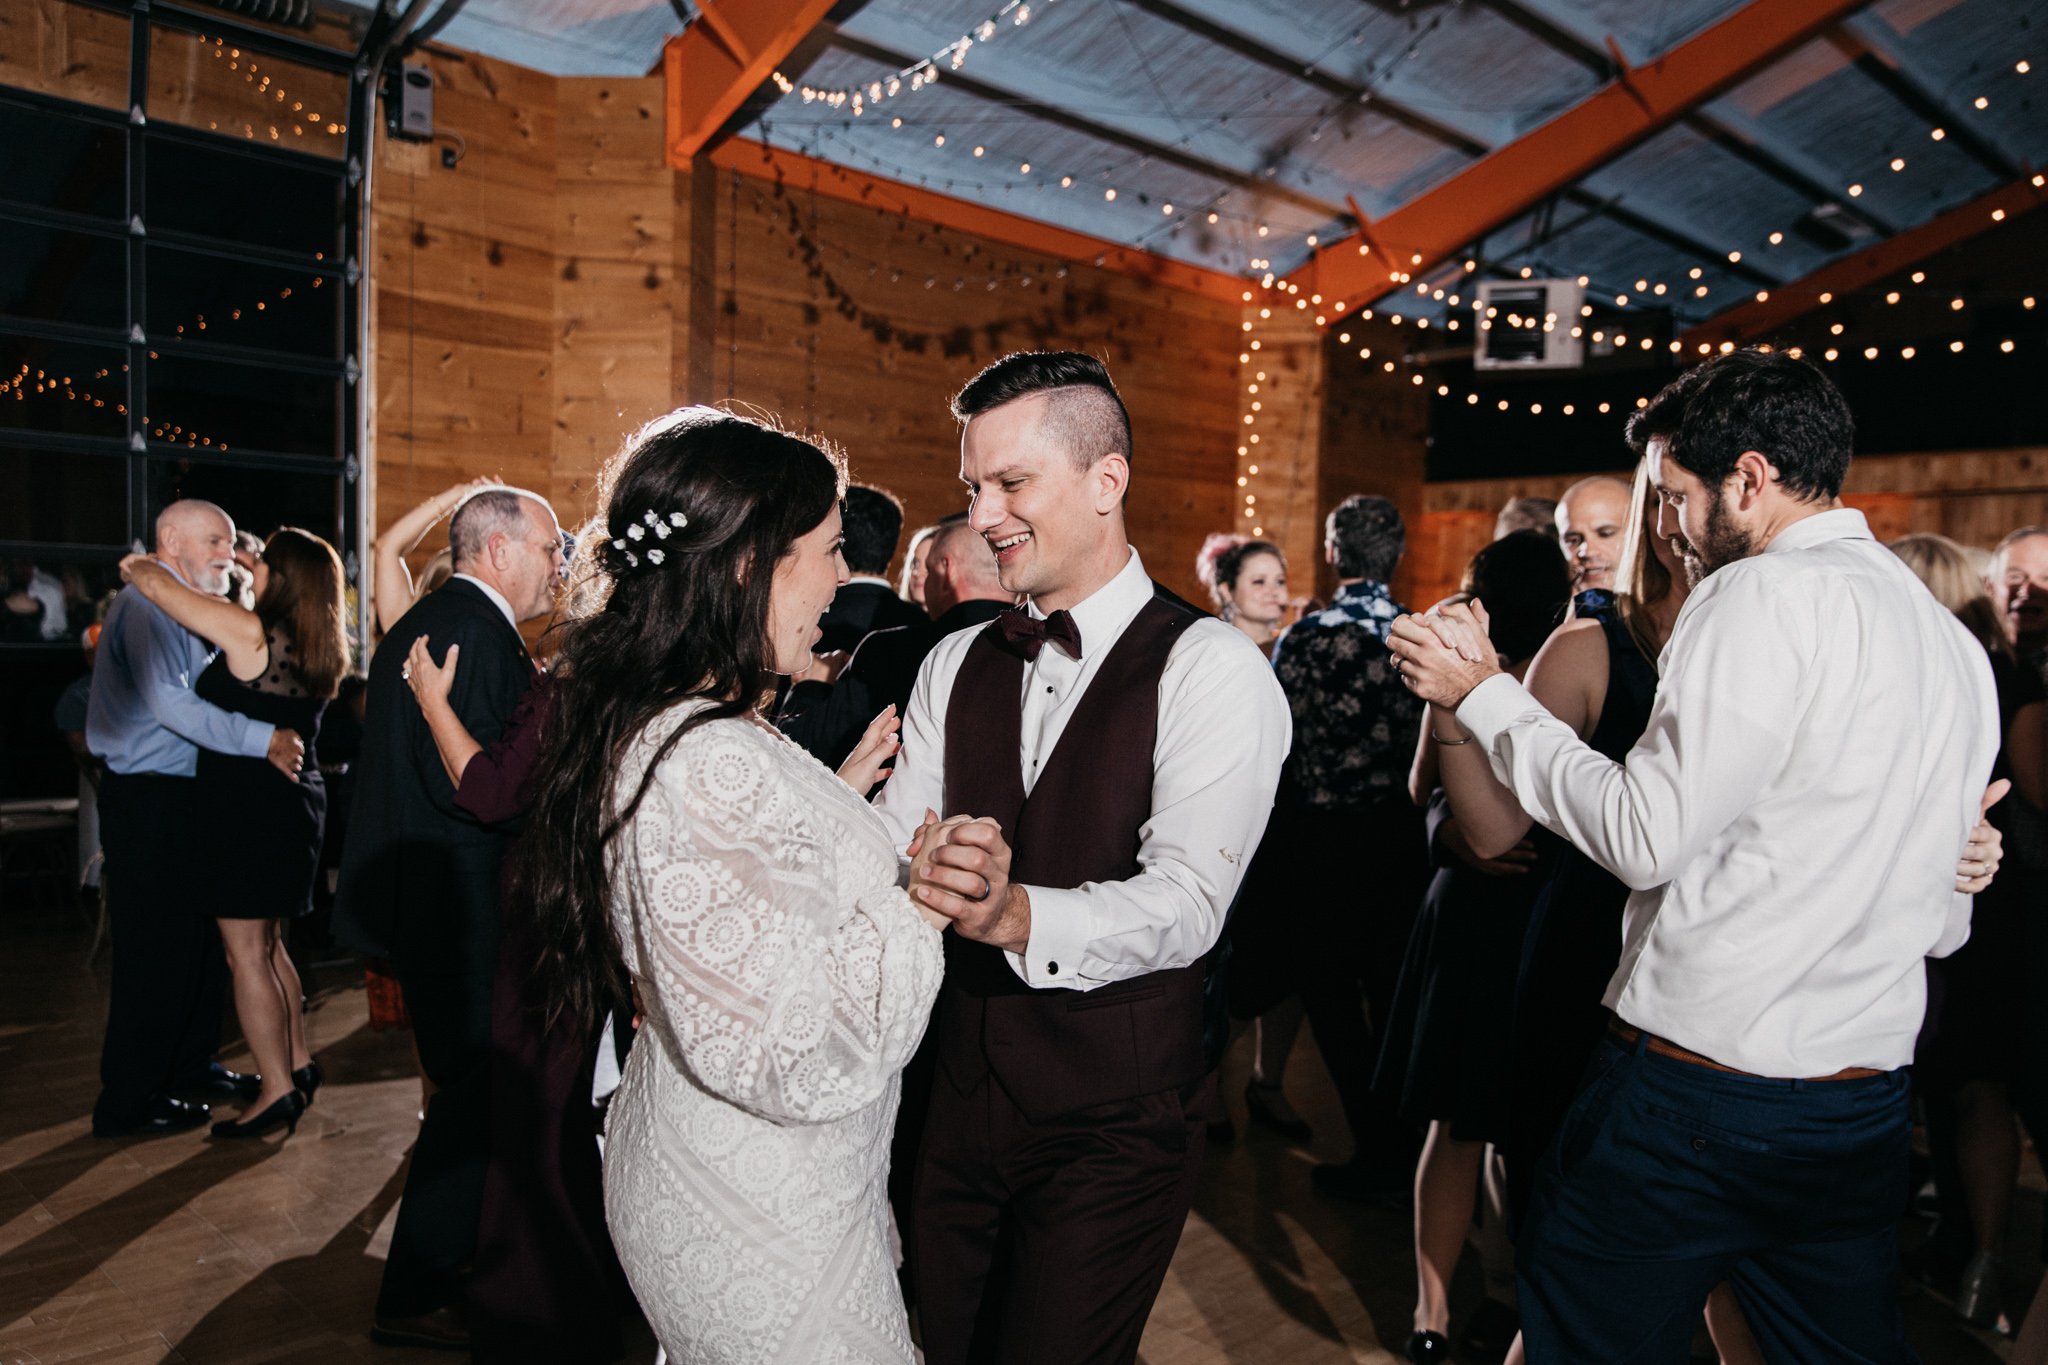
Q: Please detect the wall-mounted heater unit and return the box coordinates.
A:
[1472,278,1585,371]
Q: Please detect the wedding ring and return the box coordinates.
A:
[401,665,412,681]
[970,875,992,903]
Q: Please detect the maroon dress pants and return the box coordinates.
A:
[912,1069,1210,1364]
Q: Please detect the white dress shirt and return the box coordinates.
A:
[874,548,1291,991]
[1456,508,1998,1075]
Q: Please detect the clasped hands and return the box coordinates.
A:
[1386,599,1503,711]
[903,809,1030,952]
[1383,601,2014,894]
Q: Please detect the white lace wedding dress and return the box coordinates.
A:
[602,704,945,1363]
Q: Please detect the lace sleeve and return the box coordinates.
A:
[622,721,943,1126]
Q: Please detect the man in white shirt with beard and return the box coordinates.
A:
[1389,349,2002,1361]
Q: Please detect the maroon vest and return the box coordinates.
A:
[937,589,1210,1121]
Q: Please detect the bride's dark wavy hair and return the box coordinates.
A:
[508,406,847,1036]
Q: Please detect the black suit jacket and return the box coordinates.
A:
[815,580,925,656]
[780,598,1011,769]
[333,579,535,976]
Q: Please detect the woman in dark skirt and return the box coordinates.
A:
[119,528,348,1139]
[1375,530,1571,1363]
[400,563,636,1364]
[1893,533,2048,1331]
[1199,533,1316,1140]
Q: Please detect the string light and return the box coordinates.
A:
[774,0,1052,115]
[206,38,344,142]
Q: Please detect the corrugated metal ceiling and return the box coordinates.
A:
[338,0,2046,327]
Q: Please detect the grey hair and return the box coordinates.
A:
[449,487,552,568]
[154,499,231,551]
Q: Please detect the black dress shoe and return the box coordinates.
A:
[176,1063,262,1100]
[93,1094,211,1138]
[292,1061,323,1106]
[371,1304,469,1350]
[1406,1329,1451,1363]
[1244,1078,1314,1143]
[211,1091,306,1140]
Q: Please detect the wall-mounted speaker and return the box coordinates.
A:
[384,62,433,142]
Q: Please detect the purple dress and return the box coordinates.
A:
[455,680,635,1362]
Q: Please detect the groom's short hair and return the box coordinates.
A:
[951,351,1132,472]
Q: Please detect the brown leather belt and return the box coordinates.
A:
[1606,1018,1884,1082]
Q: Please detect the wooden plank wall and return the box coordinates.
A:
[365,47,1245,607]
[0,0,133,109]
[370,48,560,530]
[16,9,2039,623]
[1409,446,2048,608]
[697,161,1243,603]
[1316,323,1432,607]
[552,76,676,512]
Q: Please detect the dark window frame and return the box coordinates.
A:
[0,0,369,655]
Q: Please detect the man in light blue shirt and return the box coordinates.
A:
[87,500,303,1137]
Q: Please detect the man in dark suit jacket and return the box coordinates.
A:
[782,518,1011,769]
[334,486,564,1350]
[814,482,925,653]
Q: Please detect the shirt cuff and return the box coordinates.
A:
[1455,672,1537,749]
[240,720,277,759]
[1008,885,1091,989]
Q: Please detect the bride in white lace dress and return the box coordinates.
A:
[505,408,947,1364]
[605,705,943,1362]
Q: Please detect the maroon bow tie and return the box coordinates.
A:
[996,608,1082,662]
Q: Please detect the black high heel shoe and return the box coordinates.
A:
[211,1090,306,1139]
[292,1061,323,1106]
[1405,1330,1451,1363]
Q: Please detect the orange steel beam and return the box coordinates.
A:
[1682,175,2047,345]
[1292,0,1872,314]
[706,138,1250,306]
[663,0,838,162]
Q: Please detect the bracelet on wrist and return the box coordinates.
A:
[1432,729,1474,746]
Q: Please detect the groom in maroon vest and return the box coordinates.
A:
[875,351,1291,1363]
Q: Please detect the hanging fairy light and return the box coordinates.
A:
[773,0,1056,116]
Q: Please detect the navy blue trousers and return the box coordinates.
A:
[1517,1029,1918,1363]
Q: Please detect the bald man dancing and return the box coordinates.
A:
[1554,475,1632,603]
[88,500,303,1137]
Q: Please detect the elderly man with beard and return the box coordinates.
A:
[87,500,303,1137]
[1388,350,2004,1361]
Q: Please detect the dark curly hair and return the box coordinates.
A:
[1626,347,1853,501]
[508,407,846,1036]
[1213,538,1283,604]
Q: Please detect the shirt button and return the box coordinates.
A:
[1691,1138,1706,1153]
[1045,685,1054,693]
[1046,961,1059,975]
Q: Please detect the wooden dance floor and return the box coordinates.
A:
[0,905,2027,1363]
